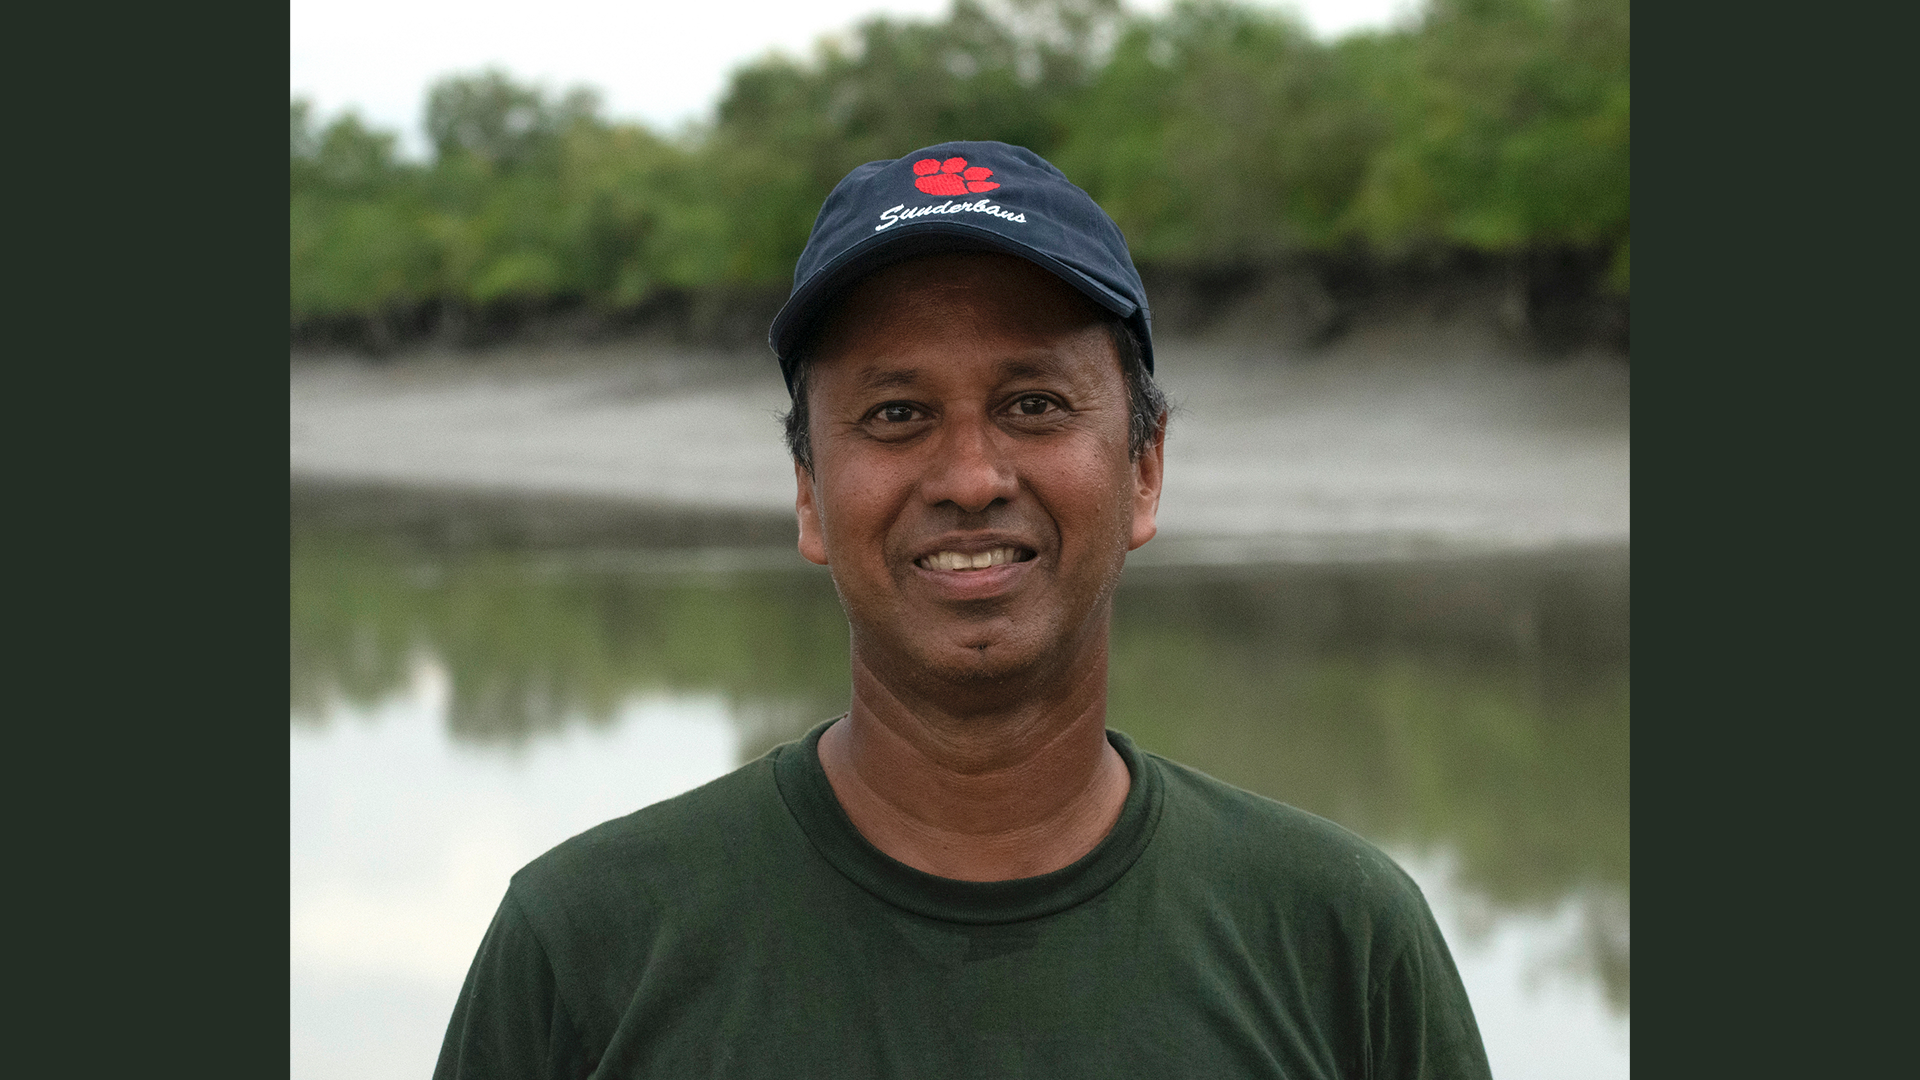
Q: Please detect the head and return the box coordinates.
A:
[767,142,1168,701]
[787,252,1166,697]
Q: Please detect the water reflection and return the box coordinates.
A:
[290,502,852,751]
[291,488,1627,1076]
[291,669,746,1080]
[1109,560,1630,1014]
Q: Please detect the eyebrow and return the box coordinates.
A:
[851,368,924,394]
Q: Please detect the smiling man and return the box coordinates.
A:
[792,251,1153,884]
[435,142,1491,1079]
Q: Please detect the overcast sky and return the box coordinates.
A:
[291,0,1417,156]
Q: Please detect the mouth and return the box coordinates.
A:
[914,546,1036,572]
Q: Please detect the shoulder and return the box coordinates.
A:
[454,747,818,1057]
[504,752,794,935]
[1142,753,1490,1076]
[1145,751,1431,923]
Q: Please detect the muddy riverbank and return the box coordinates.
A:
[291,321,1628,564]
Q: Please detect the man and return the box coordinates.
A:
[435,141,1490,1079]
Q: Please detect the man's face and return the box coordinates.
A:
[794,253,1164,697]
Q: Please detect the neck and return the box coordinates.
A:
[817,641,1131,882]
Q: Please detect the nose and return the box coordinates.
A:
[920,409,1018,514]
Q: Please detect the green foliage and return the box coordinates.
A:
[1055,1,1393,260]
[290,101,435,318]
[424,68,601,172]
[290,0,1628,325]
[1351,0,1629,252]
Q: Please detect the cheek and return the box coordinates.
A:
[1035,451,1137,535]
[818,464,907,550]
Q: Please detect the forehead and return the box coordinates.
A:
[809,252,1110,367]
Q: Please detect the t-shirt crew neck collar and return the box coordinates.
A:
[772,718,1165,925]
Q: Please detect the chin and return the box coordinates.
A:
[932,646,1032,686]
[915,629,1082,697]
[853,626,1024,692]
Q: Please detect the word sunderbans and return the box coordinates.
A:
[291,0,1628,340]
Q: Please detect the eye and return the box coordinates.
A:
[1012,395,1056,416]
[870,402,921,424]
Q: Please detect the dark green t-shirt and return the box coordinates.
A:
[435,722,1490,1079]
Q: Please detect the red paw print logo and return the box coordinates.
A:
[913,156,999,196]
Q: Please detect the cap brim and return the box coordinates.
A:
[769,221,1141,387]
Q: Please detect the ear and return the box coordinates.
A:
[1128,413,1167,551]
[795,461,830,565]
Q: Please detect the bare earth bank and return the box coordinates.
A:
[290,330,1628,564]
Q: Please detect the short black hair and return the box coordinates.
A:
[780,316,1168,475]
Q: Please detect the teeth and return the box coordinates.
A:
[921,547,1022,571]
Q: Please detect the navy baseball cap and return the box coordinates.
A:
[768,140,1154,393]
